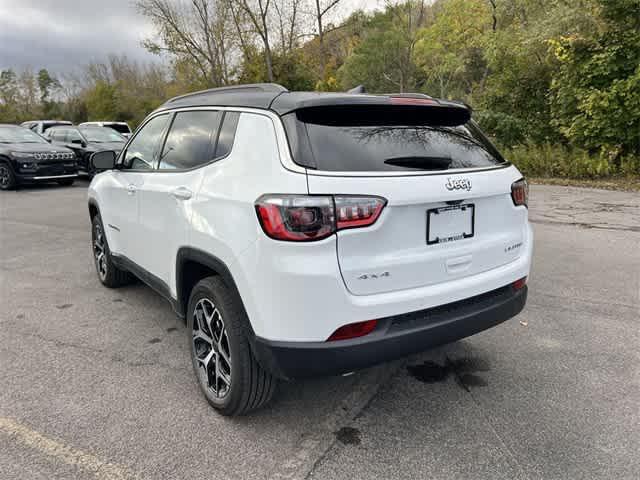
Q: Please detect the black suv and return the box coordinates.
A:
[0,124,78,190]
[46,126,126,175]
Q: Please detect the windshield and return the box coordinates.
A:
[0,126,47,144]
[79,127,125,143]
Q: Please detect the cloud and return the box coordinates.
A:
[0,0,157,73]
[0,0,385,74]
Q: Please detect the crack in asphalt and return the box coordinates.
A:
[445,353,531,480]
[267,361,402,480]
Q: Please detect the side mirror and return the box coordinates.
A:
[90,150,117,171]
[72,138,86,147]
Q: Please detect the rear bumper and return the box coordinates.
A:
[254,284,527,379]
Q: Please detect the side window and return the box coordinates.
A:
[123,114,170,170]
[58,130,69,142]
[158,110,221,170]
[214,112,240,159]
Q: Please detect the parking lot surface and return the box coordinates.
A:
[1,182,638,479]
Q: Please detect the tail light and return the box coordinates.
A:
[327,320,378,341]
[255,195,386,242]
[511,178,528,207]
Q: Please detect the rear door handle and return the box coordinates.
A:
[126,184,137,195]
[170,186,193,200]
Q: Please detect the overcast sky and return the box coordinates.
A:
[0,0,382,74]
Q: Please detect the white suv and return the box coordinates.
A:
[88,84,532,415]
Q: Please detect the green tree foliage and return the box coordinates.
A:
[85,80,119,120]
[338,2,427,93]
[414,0,490,99]
[0,69,19,122]
[549,0,640,157]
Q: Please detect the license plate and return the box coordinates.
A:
[427,204,475,245]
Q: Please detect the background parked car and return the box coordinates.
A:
[79,121,132,138]
[0,124,77,190]
[20,120,73,136]
[46,125,126,176]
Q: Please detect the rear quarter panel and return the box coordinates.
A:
[188,111,308,332]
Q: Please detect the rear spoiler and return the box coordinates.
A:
[295,99,472,127]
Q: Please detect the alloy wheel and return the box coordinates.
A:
[192,298,232,398]
[93,222,107,280]
[0,165,10,188]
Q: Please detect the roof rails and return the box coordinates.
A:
[346,85,435,100]
[166,83,288,104]
[386,92,435,99]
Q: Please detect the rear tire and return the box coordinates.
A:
[91,214,131,287]
[187,276,276,416]
[0,161,17,190]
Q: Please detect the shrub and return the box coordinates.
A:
[503,143,640,179]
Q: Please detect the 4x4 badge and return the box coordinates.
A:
[445,177,472,191]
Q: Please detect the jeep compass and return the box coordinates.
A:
[87,84,532,415]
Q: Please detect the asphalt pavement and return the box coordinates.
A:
[1,181,638,480]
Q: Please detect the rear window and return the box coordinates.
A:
[282,106,505,172]
[43,122,71,131]
[108,124,131,134]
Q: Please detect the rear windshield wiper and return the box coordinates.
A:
[383,156,452,170]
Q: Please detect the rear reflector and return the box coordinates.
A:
[513,277,527,290]
[327,320,378,341]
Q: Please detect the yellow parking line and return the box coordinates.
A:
[0,417,140,480]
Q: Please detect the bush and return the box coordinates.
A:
[503,143,640,179]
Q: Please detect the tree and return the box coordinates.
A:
[232,0,275,82]
[414,0,491,99]
[85,80,118,120]
[550,0,640,157]
[136,0,237,87]
[0,70,19,122]
[338,1,426,93]
[313,0,344,81]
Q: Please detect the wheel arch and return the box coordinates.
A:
[88,198,100,221]
[0,155,15,169]
[176,248,255,336]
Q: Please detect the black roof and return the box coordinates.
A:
[155,83,470,117]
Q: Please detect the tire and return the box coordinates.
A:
[91,214,132,288]
[187,276,276,416]
[0,161,17,190]
[58,179,74,186]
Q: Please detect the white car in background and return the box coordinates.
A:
[79,121,132,138]
[20,120,73,135]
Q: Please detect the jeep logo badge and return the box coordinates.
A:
[445,178,472,191]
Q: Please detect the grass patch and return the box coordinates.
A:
[500,143,640,191]
[529,176,640,192]
[503,143,640,179]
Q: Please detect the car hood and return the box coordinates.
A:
[4,143,74,154]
